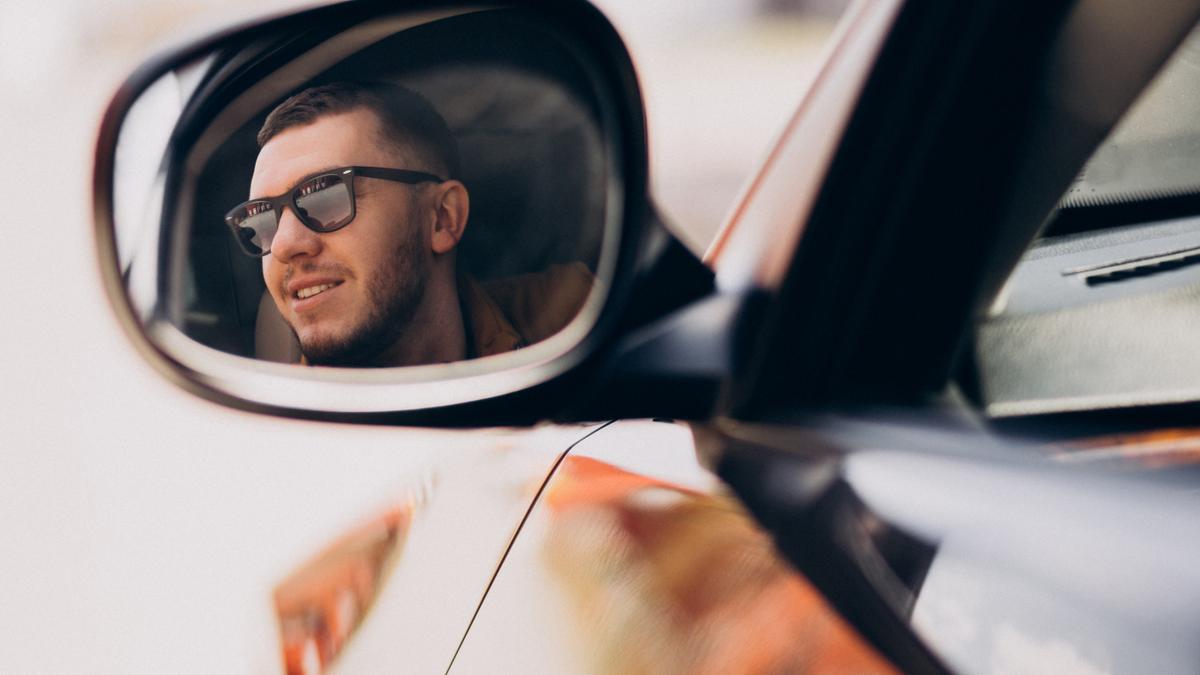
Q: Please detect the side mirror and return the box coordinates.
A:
[94,0,716,424]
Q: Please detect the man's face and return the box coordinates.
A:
[253,108,432,366]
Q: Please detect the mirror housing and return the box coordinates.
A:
[94,0,723,426]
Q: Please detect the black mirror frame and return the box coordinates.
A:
[93,0,673,426]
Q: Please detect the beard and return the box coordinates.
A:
[298,219,428,367]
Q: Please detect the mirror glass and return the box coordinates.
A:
[111,7,617,380]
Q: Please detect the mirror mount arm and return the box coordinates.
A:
[564,205,767,421]
[613,203,717,335]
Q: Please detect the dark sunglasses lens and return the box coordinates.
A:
[228,202,278,256]
[295,174,353,231]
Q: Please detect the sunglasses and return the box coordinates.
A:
[225,165,445,257]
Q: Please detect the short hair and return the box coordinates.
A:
[257,81,462,179]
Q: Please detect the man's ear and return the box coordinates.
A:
[430,180,469,255]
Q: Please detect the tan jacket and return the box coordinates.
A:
[460,262,594,358]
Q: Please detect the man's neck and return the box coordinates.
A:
[372,276,467,367]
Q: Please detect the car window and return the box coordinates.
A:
[972,23,1200,418]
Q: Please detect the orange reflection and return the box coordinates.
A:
[274,504,414,675]
[543,455,896,674]
[1057,427,1200,468]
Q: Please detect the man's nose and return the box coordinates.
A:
[270,206,322,262]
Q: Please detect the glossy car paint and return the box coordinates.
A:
[450,420,895,674]
[270,423,602,673]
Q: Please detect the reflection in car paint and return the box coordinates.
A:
[275,479,429,675]
[541,455,896,674]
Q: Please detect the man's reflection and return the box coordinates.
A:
[226,82,591,366]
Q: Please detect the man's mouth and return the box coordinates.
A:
[294,282,341,300]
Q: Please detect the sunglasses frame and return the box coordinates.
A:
[225,165,445,257]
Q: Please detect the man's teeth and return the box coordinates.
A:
[296,283,336,300]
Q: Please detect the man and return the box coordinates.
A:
[225,81,591,367]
